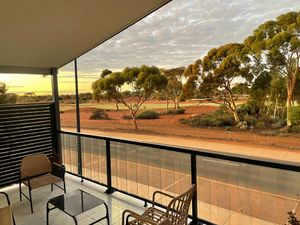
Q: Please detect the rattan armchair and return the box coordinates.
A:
[0,192,16,225]
[122,185,196,225]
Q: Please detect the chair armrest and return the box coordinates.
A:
[152,191,174,208]
[122,209,157,225]
[51,162,65,179]
[0,192,11,205]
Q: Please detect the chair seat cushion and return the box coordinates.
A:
[22,174,62,189]
[0,206,13,225]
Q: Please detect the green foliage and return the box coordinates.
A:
[166,108,186,114]
[92,65,167,129]
[286,211,300,225]
[232,83,250,95]
[182,59,201,99]
[200,43,252,123]
[244,11,300,126]
[137,110,159,119]
[237,104,252,116]
[89,109,110,120]
[162,67,185,109]
[180,113,235,128]
[180,105,235,128]
[290,106,300,125]
[0,82,17,104]
[100,69,112,78]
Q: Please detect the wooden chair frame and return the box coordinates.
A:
[122,185,196,225]
[0,192,16,225]
[19,154,66,213]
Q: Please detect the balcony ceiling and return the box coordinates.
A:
[0,0,171,75]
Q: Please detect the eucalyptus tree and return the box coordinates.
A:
[162,67,185,109]
[92,65,167,130]
[244,11,300,126]
[200,43,251,123]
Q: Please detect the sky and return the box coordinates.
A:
[1,0,300,94]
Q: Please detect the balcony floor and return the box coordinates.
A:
[0,174,145,225]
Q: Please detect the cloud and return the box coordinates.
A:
[60,0,300,74]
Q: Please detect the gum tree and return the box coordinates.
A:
[162,67,185,109]
[92,65,167,130]
[244,11,300,126]
[200,43,251,123]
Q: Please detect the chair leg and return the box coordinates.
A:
[19,182,22,201]
[29,188,33,213]
[51,184,53,192]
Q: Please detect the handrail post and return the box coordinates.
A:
[190,153,198,225]
[105,139,114,194]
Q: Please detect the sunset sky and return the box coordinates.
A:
[1,0,300,95]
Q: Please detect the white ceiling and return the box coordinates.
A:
[0,0,171,74]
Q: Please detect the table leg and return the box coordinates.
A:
[46,202,49,225]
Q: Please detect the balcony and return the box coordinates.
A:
[1,2,300,225]
[1,103,300,225]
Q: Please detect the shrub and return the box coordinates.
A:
[256,121,266,129]
[166,108,186,114]
[237,104,252,116]
[286,211,300,225]
[290,106,300,125]
[89,109,109,120]
[271,119,286,129]
[180,113,234,128]
[243,114,257,126]
[122,114,132,120]
[290,125,300,133]
[137,110,159,119]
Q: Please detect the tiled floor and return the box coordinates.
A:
[0,174,145,225]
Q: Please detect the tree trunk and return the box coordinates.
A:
[130,110,138,130]
[287,93,293,127]
[227,90,240,123]
[116,102,119,111]
[273,96,278,118]
[166,99,169,112]
[175,96,180,110]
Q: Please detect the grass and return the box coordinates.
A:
[60,101,220,111]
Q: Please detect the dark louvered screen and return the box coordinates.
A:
[0,103,57,187]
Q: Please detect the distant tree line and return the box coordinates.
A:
[92,11,300,130]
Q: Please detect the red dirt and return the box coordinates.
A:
[60,105,300,151]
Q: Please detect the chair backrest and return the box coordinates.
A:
[20,154,51,177]
[165,185,196,225]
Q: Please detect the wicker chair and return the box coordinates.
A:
[19,154,66,213]
[0,192,16,225]
[122,185,196,225]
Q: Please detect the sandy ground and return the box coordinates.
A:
[60,104,300,224]
[61,105,300,163]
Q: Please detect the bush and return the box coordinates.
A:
[243,114,257,126]
[255,121,266,129]
[237,104,252,116]
[290,125,300,133]
[290,106,300,125]
[89,109,109,120]
[180,113,234,128]
[137,110,159,119]
[166,108,186,114]
[271,119,286,129]
[122,114,132,120]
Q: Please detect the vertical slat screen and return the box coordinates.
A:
[0,103,56,187]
